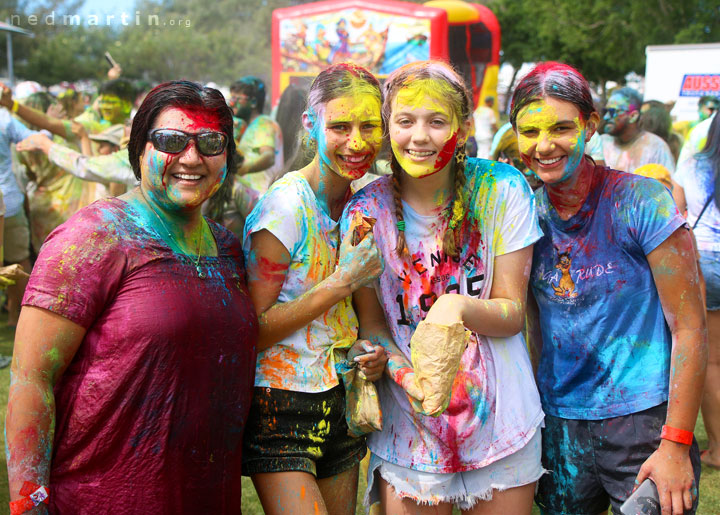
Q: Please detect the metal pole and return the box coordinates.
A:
[5,19,13,88]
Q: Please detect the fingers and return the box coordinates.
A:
[670,488,684,515]
[402,373,424,401]
[682,484,693,513]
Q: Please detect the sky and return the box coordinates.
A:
[79,0,137,17]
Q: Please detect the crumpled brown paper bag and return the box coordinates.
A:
[410,320,470,416]
[335,354,383,437]
[351,211,377,246]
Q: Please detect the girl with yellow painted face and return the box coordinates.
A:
[241,63,387,515]
[513,62,705,515]
[341,60,545,514]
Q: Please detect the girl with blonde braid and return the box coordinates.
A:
[341,60,544,514]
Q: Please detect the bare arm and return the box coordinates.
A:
[525,289,544,374]
[672,180,687,215]
[636,226,707,515]
[246,227,382,352]
[0,84,68,139]
[238,146,274,176]
[6,307,86,506]
[423,245,533,337]
[353,286,423,400]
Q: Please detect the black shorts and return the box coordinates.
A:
[536,403,701,515]
[242,385,366,479]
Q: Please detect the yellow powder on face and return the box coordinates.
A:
[391,80,461,178]
[516,100,583,154]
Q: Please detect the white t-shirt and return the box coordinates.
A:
[675,155,720,252]
[243,171,358,392]
[473,105,497,142]
[601,131,676,174]
[341,158,544,473]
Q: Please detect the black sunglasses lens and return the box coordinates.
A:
[197,133,227,156]
[152,130,188,153]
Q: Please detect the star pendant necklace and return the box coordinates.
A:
[139,188,207,278]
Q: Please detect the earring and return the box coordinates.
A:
[455,146,467,164]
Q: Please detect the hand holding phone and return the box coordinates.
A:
[620,479,660,515]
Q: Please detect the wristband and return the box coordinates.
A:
[11,99,19,113]
[660,425,693,446]
[9,481,49,515]
[395,366,413,386]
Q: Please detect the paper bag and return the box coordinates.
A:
[410,320,470,416]
[335,354,383,437]
[351,211,376,246]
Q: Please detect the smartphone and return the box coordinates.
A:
[619,479,660,515]
[104,51,119,68]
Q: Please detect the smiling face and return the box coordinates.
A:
[516,96,596,185]
[315,93,382,180]
[389,82,465,179]
[140,106,228,212]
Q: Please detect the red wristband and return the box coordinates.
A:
[660,425,693,446]
[9,481,49,515]
[395,367,413,386]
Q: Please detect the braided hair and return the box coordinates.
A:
[382,60,472,258]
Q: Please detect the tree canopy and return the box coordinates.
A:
[1,0,718,88]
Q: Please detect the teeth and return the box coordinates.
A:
[340,155,367,163]
[538,157,562,165]
[174,174,202,180]
[407,149,434,157]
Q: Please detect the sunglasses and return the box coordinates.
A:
[148,129,228,157]
[603,107,627,119]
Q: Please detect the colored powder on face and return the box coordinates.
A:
[176,107,223,132]
[391,81,461,179]
[316,93,382,180]
[516,99,587,181]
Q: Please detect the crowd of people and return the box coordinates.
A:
[0,57,717,515]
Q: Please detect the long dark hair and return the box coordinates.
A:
[697,113,720,207]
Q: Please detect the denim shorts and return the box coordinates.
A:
[699,250,720,311]
[365,426,544,510]
[536,403,700,515]
[242,385,366,479]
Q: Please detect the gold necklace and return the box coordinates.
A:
[139,188,206,279]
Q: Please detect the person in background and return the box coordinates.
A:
[473,95,498,159]
[225,76,284,236]
[0,92,36,326]
[673,113,720,471]
[640,100,682,162]
[601,87,676,174]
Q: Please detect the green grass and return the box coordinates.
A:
[0,322,717,514]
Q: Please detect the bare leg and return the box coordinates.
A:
[252,471,328,515]
[377,476,453,515]
[463,483,535,515]
[701,308,720,466]
[318,464,359,515]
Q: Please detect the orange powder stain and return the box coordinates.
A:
[314,501,320,514]
[260,347,301,386]
[300,486,306,500]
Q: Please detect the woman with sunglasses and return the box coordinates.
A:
[6,81,257,514]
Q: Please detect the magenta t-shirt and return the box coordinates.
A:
[23,197,258,514]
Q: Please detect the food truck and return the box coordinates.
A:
[271,0,501,111]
